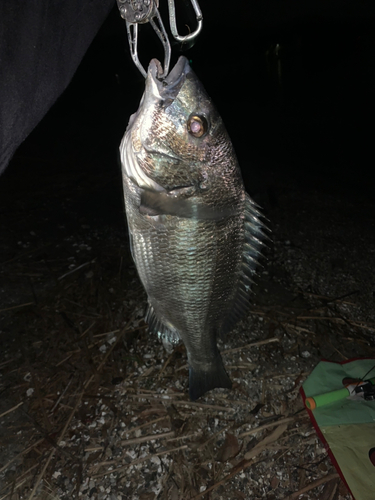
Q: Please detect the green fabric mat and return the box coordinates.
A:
[303,359,375,426]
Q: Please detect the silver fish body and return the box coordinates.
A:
[119,56,265,400]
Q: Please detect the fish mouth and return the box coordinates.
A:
[142,147,180,163]
[147,56,191,102]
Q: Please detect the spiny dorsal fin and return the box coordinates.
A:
[220,193,270,335]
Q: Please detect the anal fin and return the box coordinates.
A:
[145,303,180,353]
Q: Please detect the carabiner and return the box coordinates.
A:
[167,0,203,43]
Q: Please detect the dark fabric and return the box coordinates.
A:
[0,0,115,173]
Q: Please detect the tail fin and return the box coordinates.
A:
[188,357,232,401]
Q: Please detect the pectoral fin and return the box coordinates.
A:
[140,188,237,220]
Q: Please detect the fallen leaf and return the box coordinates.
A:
[270,476,280,489]
[218,432,240,462]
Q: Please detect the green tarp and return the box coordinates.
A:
[301,359,375,500]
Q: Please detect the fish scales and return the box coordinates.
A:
[120,56,266,400]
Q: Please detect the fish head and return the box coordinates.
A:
[122,56,235,194]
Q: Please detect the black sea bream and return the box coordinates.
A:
[119,56,266,400]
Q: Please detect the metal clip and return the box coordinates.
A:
[117,0,155,24]
[116,0,203,78]
[167,0,203,43]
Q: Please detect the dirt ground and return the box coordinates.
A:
[1,124,374,500]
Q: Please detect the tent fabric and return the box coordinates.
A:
[0,0,115,174]
[322,424,375,500]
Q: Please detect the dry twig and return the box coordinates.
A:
[0,401,23,419]
[282,473,340,500]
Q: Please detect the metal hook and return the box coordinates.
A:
[125,4,171,78]
[126,22,146,78]
[148,7,171,77]
[117,0,203,78]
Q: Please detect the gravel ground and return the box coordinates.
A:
[0,138,374,500]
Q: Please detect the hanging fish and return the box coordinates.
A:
[119,56,266,400]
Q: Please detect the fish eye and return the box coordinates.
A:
[187,115,208,138]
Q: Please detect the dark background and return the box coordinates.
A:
[1,4,374,496]
[2,1,375,220]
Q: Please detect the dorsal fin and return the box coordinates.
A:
[220,193,269,336]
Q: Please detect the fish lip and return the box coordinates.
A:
[164,56,190,86]
[147,56,190,101]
